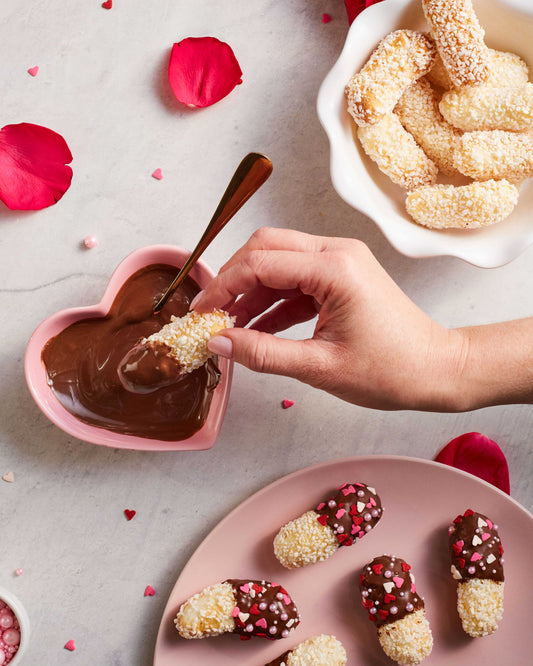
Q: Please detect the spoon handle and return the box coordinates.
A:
[153,152,273,313]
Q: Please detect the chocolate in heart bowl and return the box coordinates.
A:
[24,245,233,451]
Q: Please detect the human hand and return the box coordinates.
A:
[191,227,467,411]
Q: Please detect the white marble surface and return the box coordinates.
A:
[0,1,532,664]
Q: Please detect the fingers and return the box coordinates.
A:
[208,327,322,379]
[193,249,338,313]
[250,295,319,334]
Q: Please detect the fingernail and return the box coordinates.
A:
[189,290,205,311]
[208,335,233,359]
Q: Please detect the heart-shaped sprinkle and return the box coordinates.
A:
[342,485,356,495]
[452,542,462,555]
[357,501,365,513]
[252,583,263,594]
[231,606,240,617]
[378,609,389,620]
[151,168,163,180]
[487,519,494,530]
[471,552,482,562]
[256,618,267,629]
[2,471,14,483]
[457,557,466,568]
[316,502,326,511]
[238,612,249,623]
[383,581,394,594]
[249,603,260,615]
[372,563,383,575]
[367,486,376,494]
[393,576,404,588]
[240,583,250,594]
[282,399,294,409]
[486,553,496,564]
[317,514,328,526]
[28,66,39,77]
[102,0,112,8]
[362,598,373,609]
[472,535,482,546]
[481,532,490,542]
[322,13,332,23]
[384,593,396,604]
[464,509,475,517]
[144,585,155,596]
[64,640,76,651]
[451,565,462,580]
[124,509,136,521]
[336,508,346,519]
[478,517,487,528]
[411,583,416,593]
[401,562,411,573]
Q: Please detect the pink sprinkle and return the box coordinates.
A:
[281,399,294,409]
[144,585,155,597]
[471,552,482,562]
[369,497,377,506]
[342,485,356,495]
[322,13,332,23]
[336,508,346,519]
[64,640,76,651]
[481,532,490,541]
[240,583,250,594]
[83,235,98,249]
[255,618,267,629]
[486,519,493,530]
[316,502,326,511]
[14,568,23,577]
[28,66,39,77]
[152,168,163,180]
[411,584,416,593]
[2,471,14,483]
[231,606,240,617]
[282,595,291,605]
[393,576,404,588]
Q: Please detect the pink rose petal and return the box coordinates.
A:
[64,639,76,651]
[434,432,510,494]
[168,37,243,108]
[28,66,39,77]
[344,0,385,25]
[0,123,73,210]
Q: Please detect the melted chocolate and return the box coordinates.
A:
[118,341,184,394]
[360,555,424,628]
[449,510,504,582]
[41,264,221,441]
[316,482,383,548]
[225,579,300,640]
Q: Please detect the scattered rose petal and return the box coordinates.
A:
[83,235,98,249]
[14,568,23,576]
[344,0,385,25]
[281,399,294,409]
[0,122,73,210]
[322,13,332,23]
[27,66,39,77]
[2,471,14,483]
[434,432,510,495]
[102,0,112,9]
[168,37,243,108]
[152,168,163,180]
[124,509,136,521]
[64,640,76,651]
[144,585,155,597]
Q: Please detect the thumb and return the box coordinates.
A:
[207,328,320,379]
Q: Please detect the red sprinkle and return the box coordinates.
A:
[144,585,155,597]
[371,563,383,575]
[124,509,136,521]
[64,640,76,651]
[379,609,389,620]
[249,603,260,615]
[457,557,466,568]
[384,593,396,604]
[102,0,112,8]
[360,573,365,586]
[322,13,332,23]
[401,562,411,572]
[282,399,294,409]
[317,514,328,526]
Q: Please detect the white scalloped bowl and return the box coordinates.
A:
[317,0,533,267]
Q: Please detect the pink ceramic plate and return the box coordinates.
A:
[154,455,533,665]
[24,245,233,451]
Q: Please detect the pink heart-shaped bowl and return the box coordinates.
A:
[24,245,233,451]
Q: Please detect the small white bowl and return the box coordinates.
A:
[0,587,30,664]
[317,0,533,267]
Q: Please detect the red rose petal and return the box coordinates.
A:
[435,432,510,494]
[344,0,385,25]
[322,13,332,24]
[124,509,136,521]
[0,123,73,210]
[168,37,242,108]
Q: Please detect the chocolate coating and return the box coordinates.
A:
[316,482,383,547]
[118,341,184,394]
[41,264,221,441]
[265,649,291,666]
[449,510,504,582]
[225,579,300,640]
[360,555,424,628]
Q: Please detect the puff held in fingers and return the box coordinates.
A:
[265,634,347,666]
[405,180,519,230]
[360,555,433,665]
[274,482,383,569]
[346,30,436,127]
[175,579,300,640]
[449,509,504,637]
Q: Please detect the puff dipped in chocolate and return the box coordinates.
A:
[264,635,347,666]
[274,483,383,569]
[360,555,433,665]
[449,509,504,637]
[174,579,300,640]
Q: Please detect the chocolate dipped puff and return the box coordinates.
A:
[360,555,433,665]
[274,483,383,569]
[449,509,504,637]
[264,635,347,666]
[175,579,300,640]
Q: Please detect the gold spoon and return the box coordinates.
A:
[153,152,273,313]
